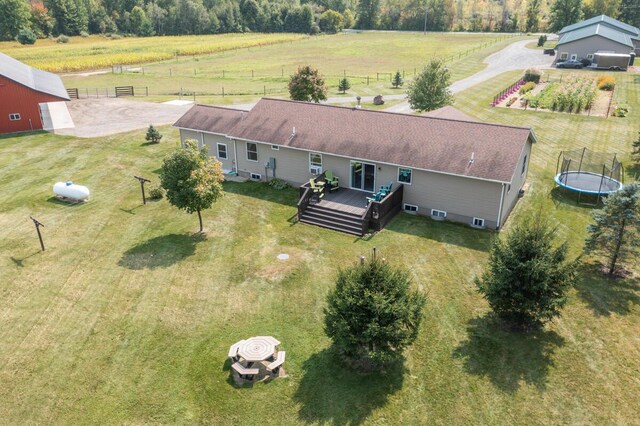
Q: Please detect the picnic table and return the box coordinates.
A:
[228,336,285,383]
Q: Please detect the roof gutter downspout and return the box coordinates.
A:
[233,139,239,174]
[496,183,506,230]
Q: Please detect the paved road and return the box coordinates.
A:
[385,39,555,113]
[56,98,193,138]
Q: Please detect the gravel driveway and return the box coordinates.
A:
[385,39,555,113]
[55,98,194,138]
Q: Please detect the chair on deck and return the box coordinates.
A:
[366,192,385,204]
[380,182,393,194]
[324,171,340,192]
[309,179,324,202]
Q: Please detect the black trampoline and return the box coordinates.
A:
[555,148,624,204]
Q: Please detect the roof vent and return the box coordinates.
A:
[469,152,475,165]
[292,126,296,135]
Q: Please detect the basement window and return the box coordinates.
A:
[403,203,418,213]
[431,209,446,218]
[250,173,262,180]
[9,113,21,121]
[472,217,485,228]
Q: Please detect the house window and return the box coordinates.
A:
[246,142,258,162]
[559,52,568,60]
[250,173,262,180]
[9,113,21,121]
[404,203,418,213]
[271,145,279,150]
[570,54,577,60]
[587,54,594,60]
[472,217,485,228]
[431,209,446,218]
[521,154,527,175]
[398,168,412,184]
[309,152,322,174]
[217,143,227,159]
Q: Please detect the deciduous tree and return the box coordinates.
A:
[526,0,541,32]
[585,183,640,275]
[549,0,583,32]
[160,139,224,232]
[619,0,640,28]
[355,0,380,29]
[407,59,453,112]
[288,65,327,103]
[319,9,344,33]
[324,254,426,370]
[0,0,31,41]
[475,217,579,330]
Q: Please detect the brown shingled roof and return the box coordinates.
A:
[173,104,246,135]
[421,106,479,122]
[227,99,534,183]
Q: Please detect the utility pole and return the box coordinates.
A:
[424,2,428,34]
[134,175,151,204]
[30,216,45,252]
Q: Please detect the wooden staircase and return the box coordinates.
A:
[298,203,365,236]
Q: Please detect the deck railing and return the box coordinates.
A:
[365,184,404,232]
[297,172,326,219]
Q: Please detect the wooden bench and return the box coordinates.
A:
[266,351,286,374]
[228,340,244,362]
[232,362,259,380]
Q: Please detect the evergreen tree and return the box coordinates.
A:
[17,28,37,44]
[619,0,640,27]
[585,183,640,275]
[355,0,380,29]
[632,131,640,164]
[338,77,351,94]
[407,59,453,112]
[537,35,545,46]
[130,5,154,36]
[160,139,224,233]
[0,0,31,41]
[288,65,328,103]
[476,217,579,330]
[392,70,403,88]
[145,125,163,144]
[324,254,426,370]
[526,0,541,32]
[549,0,583,32]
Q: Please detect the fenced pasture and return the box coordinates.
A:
[60,32,524,104]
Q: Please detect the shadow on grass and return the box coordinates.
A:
[223,181,298,207]
[384,213,493,252]
[10,251,40,267]
[293,348,404,425]
[549,187,601,208]
[453,314,564,393]
[118,233,206,270]
[575,266,640,316]
[46,196,85,207]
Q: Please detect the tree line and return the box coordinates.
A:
[1,0,639,42]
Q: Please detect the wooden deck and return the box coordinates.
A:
[315,188,369,215]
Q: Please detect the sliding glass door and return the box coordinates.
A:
[350,161,376,192]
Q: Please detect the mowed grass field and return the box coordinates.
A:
[1,69,639,423]
[56,32,523,104]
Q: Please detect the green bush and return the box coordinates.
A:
[148,185,165,200]
[523,68,542,84]
[267,178,290,190]
[16,28,37,45]
[519,81,536,95]
[56,34,69,43]
[80,31,89,38]
[612,105,629,117]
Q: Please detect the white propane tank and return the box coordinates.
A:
[53,181,90,201]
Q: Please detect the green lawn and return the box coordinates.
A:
[0,69,639,423]
[59,32,524,105]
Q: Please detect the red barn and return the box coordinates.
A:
[0,52,70,134]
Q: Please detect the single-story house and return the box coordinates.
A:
[556,15,640,62]
[0,52,71,134]
[174,98,536,234]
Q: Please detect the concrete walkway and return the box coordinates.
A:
[384,39,555,113]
